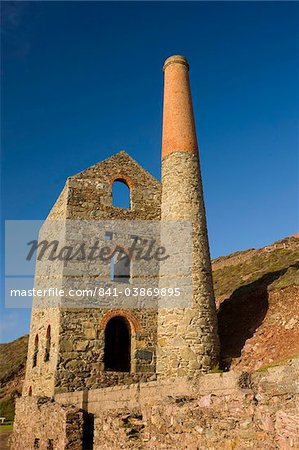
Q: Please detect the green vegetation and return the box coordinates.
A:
[209,364,223,374]
[213,248,254,264]
[0,396,16,421]
[213,243,299,298]
[0,335,28,383]
[257,355,299,373]
[269,266,299,291]
[0,336,28,424]
[0,423,14,432]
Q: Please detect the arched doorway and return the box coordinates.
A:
[104,316,131,372]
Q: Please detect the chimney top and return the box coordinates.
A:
[161,54,197,158]
[163,55,189,71]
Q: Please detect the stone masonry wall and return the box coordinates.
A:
[13,361,299,449]
[22,151,162,397]
[55,359,299,450]
[52,151,161,392]
[22,307,61,397]
[55,307,157,392]
[22,219,67,397]
[157,150,219,377]
[11,397,83,450]
[66,151,161,220]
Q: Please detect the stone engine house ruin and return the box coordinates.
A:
[12,55,221,449]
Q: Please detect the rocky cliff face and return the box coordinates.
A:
[214,235,299,371]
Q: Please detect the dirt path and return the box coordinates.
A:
[0,430,12,450]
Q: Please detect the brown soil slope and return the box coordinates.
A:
[214,236,299,371]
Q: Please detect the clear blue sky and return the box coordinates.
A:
[1,1,298,342]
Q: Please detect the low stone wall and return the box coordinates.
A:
[56,359,299,449]
[11,397,83,450]
[11,360,299,449]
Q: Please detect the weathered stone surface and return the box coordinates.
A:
[22,151,161,398]
[157,151,220,377]
[51,360,299,449]
[10,397,83,450]
[155,56,219,378]
[12,360,292,450]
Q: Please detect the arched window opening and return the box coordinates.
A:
[111,249,131,283]
[32,334,39,368]
[104,316,131,372]
[28,386,32,396]
[44,325,51,362]
[112,179,130,208]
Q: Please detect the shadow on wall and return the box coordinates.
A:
[217,263,299,370]
[82,390,94,450]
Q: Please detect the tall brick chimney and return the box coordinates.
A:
[157,55,220,376]
[161,55,197,157]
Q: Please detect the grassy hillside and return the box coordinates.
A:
[213,236,299,371]
[213,236,299,299]
[0,335,28,421]
[0,335,28,383]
